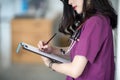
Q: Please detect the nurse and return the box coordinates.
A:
[38,0,117,80]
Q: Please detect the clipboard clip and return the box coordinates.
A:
[16,42,28,53]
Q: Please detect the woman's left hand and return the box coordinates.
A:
[41,56,51,67]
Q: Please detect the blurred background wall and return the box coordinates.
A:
[0,0,119,80]
[0,0,63,67]
[0,0,66,80]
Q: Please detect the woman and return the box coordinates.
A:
[37,0,117,80]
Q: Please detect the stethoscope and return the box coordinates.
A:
[60,21,82,55]
[59,0,84,55]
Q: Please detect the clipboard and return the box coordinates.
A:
[16,42,70,63]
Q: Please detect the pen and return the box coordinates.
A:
[43,33,57,46]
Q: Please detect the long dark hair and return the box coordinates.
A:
[59,0,117,36]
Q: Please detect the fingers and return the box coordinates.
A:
[37,41,48,51]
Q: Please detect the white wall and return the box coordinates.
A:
[110,0,120,80]
[110,0,118,57]
[115,0,120,79]
[111,0,118,12]
[0,3,1,66]
[1,22,11,68]
[0,0,30,68]
[0,0,14,68]
[45,0,63,19]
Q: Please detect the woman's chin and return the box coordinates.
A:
[76,10,82,14]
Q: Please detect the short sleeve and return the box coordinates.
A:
[74,16,107,63]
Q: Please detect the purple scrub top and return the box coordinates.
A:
[66,14,115,80]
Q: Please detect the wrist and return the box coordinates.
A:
[49,61,54,69]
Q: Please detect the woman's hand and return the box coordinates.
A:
[37,41,53,66]
[37,41,53,53]
[40,56,51,67]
